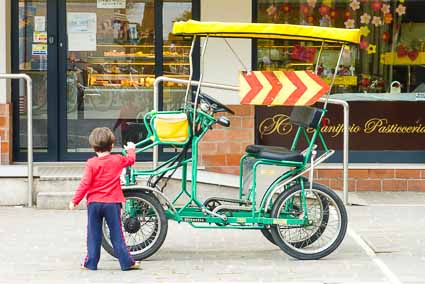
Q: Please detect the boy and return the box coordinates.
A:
[69,127,139,271]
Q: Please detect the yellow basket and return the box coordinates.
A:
[154,113,189,143]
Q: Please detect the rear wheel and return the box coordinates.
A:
[270,183,347,260]
[101,190,168,261]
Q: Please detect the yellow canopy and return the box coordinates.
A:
[172,20,360,44]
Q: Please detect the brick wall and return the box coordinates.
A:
[0,104,12,164]
[199,105,254,175]
[314,169,425,192]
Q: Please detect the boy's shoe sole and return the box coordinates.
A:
[123,262,141,271]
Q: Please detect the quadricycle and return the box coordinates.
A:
[101,20,361,261]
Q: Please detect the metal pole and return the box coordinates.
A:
[319,97,350,205]
[152,77,350,205]
[0,74,33,207]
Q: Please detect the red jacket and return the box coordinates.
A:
[72,149,136,206]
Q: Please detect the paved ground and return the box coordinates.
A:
[1,192,425,283]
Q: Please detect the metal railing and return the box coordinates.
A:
[0,74,33,207]
[152,76,351,205]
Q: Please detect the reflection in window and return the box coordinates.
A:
[256,0,425,94]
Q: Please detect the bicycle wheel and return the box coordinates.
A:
[270,183,347,260]
[101,190,168,261]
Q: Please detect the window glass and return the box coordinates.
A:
[256,0,425,94]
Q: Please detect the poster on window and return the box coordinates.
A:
[97,0,126,9]
[67,13,97,51]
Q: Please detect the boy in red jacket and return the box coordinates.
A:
[69,127,139,271]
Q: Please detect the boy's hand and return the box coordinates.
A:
[124,142,136,150]
[69,201,76,210]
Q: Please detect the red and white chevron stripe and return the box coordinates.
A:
[240,71,330,106]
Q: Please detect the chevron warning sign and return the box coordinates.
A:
[239,71,330,106]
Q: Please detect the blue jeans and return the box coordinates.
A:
[84,202,135,270]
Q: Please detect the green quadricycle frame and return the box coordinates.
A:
[101,20,361,261]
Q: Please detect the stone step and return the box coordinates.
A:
[36,177,240,209]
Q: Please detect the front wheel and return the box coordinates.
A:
[270,183,347,260]
[101,190,168,261]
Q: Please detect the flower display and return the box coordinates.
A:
[396,4,406,16]
[319,5,330,16]
[349,0,361,11]
[382,31,390,42]
[307,0,317,8]
[371,16,382,27]
[344,10,352,20]
[371,0,383,12]
[360,38,369,49]
[360,13,371,24]
[301,3,310,16]
[360,26,371,37]
[266,4,277,16]
[329,8,337,19]
[367,44,377,54]
[344,18,356,29]
[383,13,393,24]
[281,3,291,13]
[381,4,390,14]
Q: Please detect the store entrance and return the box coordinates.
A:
[13,0,197,162]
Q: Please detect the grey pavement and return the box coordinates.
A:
[1,192,425,283]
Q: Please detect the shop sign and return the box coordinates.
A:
[255,102,425,151]
[97,0,126,9]
[67,13,97,51]
[34,16,45,32]
[33,31,47,43]
[32,44,47,55]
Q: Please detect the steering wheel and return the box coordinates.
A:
[197,92,235,115]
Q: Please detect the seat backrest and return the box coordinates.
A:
[290,106,323,129]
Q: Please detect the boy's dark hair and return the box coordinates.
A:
[89,127,115,152]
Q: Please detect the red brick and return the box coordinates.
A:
[383,180,407,191]
[228,105,253,117]
[242,118,254,129]
[229,117,242,128]
[395,169,421,179]
[0,142,9,153]
[199,142,218,154]
[315,178,331,187]
[226,153,243,166]
[203,129,226,142]
[356,179,381,191]
[407,180,425,192]
[0,117,7,128]
[368,169,394,179]
[202,154,226,166]
[330,179,356,192]
[348,169,369,178]
[220,142,242,154]
[226,129,252,142]
[0,129,6,140]
[207,166,240,175]
[317,169,341,178]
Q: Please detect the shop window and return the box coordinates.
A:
[255,0,425,94]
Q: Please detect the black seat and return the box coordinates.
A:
[245,145,304,162]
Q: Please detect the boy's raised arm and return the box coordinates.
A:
[71,162,94,206]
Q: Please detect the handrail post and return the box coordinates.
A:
[0,73,33,207]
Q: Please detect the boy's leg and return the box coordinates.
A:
[84,202,103,270]
[104,203,135,270]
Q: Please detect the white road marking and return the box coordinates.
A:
[348,226,403,284]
